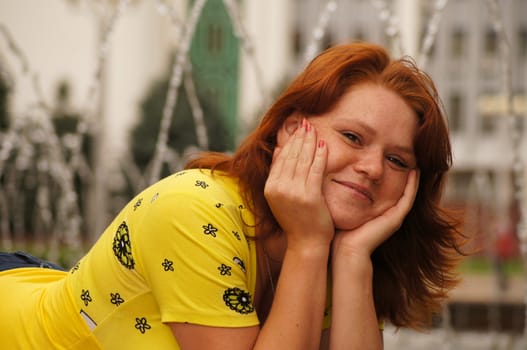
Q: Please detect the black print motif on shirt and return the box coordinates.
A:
[81,289,92,306]
[223,287,254,314]
[134,317,151,334]
[232,256,246,272]
[110,292,125,306]
[215,203,223,208]
[195,180,209,189]
[133,198,143,211]
[162,258,174,271]
[112,222,135,269]
[218,263,232,276]
[232,231,241,240]
[70,261,80,274]
[202,223,218,237]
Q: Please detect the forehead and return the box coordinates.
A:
[325,83,418,147]
[333,83,415,119]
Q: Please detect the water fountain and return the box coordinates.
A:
[0,0,525,348]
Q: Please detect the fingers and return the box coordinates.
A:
[269,118,324,183]
[281,118,313,179]
[268,120,303,180]
[306,138,327,187]
[379,168,419,235]
[397,168,420,213]
[331,168,420,257]
[295,119,318,179]
[265,118,333,245]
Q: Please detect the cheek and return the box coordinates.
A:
[381,175,408,207]
[322,141,349,174]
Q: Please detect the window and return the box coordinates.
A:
[351,29,365,42]
[480,114,497,133]
[484,29,498,56]
[445,170,474,202]
[207,24,223,55]
[451,28,466,58]
[518,27,527,59]
[292,27,303,57]
[448,92,463,132]
[321,30,334,51]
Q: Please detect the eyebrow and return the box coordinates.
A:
[392,145,416,158]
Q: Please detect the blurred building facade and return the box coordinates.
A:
[427,0,527,259]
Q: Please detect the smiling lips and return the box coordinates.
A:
[334,180,373,203]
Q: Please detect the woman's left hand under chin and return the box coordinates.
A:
[332,169,420,260]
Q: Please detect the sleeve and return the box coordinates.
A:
[132,177,259,328]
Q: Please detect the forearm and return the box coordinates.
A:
[255,246,329,350]
[330,253,382,350]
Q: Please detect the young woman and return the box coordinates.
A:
[0,42,462,349]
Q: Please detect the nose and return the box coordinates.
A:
[353,148,384,182]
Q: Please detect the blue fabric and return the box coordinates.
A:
[0,251,65,271]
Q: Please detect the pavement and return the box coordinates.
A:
[449,273,526,304]
[383,273,527,349]
[384,326,527,350]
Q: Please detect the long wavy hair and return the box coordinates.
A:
[186,42,464,329]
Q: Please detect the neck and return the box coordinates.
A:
[262,233,286,265]
[255,235,285,324]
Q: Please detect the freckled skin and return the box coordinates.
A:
[290,83,419,231]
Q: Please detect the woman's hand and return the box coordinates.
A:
[264,118,334,251]
[260,118,333,350]
[333,169,420,259]
[328,169,419,350]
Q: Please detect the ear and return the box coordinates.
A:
[276,114,302,147]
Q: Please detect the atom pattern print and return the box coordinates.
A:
[162,258,174,272]
[202,223,218,237]
[112,221,135,269]
[80,289,92,306]
[110,292,125,306]
[223,287,255,314]
[134,317,151,334]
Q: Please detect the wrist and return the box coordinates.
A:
[286,243,331,262]
[331,245,374,278]
[332,234,373,261]
[286,234,332,258]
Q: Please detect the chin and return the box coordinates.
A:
[326,198,376,232]
[332,214,371,231]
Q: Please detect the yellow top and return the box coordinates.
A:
[1,169,262,349]
[1,168,387,349]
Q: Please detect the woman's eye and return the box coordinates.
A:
[387,156,409,169]
[343,132,361,144]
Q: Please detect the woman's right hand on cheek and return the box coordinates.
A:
[333,168,420,259]
[264,119,334,251]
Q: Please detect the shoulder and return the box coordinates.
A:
[133,169,254,234]
[151,169,241,203]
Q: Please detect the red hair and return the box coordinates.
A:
[186,42,463,329]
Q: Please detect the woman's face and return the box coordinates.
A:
[308,83,418,230]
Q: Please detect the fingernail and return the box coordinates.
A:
[306,120,311,132]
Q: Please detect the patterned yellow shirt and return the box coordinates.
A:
[1,169,337,349]
[69,169,261,348]
[2,169,260,349]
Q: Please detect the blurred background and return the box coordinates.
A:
[0,0,526,348]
